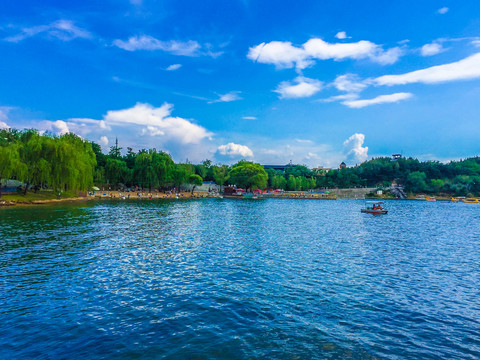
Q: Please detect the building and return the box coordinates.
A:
[263,165,290,172]
[339,162,347,169]
[392,154,402,161]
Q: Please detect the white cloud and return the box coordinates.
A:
[5,20,91,42]
[371,46,404,65]
[0,121,9,129]
[99,136,109,146]
[113,36,201,56]
[472,40,480,48]
[216,142,253,158]
[334,74,367,93]
[437,7,449,14]
[342,92,413,108]
[247,41,314,70]
[375,52,480,86]
[242,116,257,120]
[343,133,368,164]
[318,93,360,103]
[275,76,322,99]
[51,120,70,135]
[0,108,9,123]
[335,31,349,40]
[421,42,444,56]
[209,92,242,103]
[295,138,313,144]
[304,38,377,60]
[247,38,403,70]
[104,103,213,144]
[166,64,182,71]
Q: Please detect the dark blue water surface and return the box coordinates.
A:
[1,199,480,359]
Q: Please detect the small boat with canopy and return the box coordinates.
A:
[361,201,388,215]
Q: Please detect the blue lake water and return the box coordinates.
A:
[1,199,479,359]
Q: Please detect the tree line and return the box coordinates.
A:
[1,128,479,196]
[0,129,96,197]
[317,156,480,196]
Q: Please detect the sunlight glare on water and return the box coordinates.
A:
[1,199,479,359]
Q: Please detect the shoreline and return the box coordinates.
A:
[0,192,471,207]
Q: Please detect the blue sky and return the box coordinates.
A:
[1,0,480,167]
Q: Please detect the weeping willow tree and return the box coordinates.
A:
[18,130,52,194]
[0,141,27,198]
[133,149,174,190]
[49,133,97,193]
[0,129,98,195]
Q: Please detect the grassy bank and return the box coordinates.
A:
[1,190,85,204]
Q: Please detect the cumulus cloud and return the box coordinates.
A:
[99,136,109,146]
[342,92,413,108]
[421,42,444,56]
[0,121,9,129]
[166,64,182,71]
[247,37,402,70]
[209,92,242,103]
[335,31,349,40]
[375,52,480,86]
[216,142,253,158]
[104,103,212,144]
[113,36,201,56]
[51,120,70,135]
[275,76,322,99]
[437,7,449,14]
[5,20,91,42]
[343,133,368,164]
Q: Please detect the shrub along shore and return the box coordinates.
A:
[1,128,479,206]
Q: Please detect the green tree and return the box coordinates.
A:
[286,174,296,191]
[406,171,427,193]
[105,158,129,188]
[189,174,203,193]
[19,131,53,194]
[227,161,268,190]
[170,163,195,190]
[0,143,26,198]
[430,179,445,193]
[213,165,229,188]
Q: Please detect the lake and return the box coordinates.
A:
[1,199,479,359]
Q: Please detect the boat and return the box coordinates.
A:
[425,196,436,202]
[361,201,388,215]
[450,197,458,201]
[462,198,479,203]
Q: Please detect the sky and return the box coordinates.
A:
[1,0,480,167]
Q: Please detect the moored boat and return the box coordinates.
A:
[361,201,388,215]
[462,198,479,203]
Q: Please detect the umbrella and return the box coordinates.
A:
[235,188,245,191]
[92,186,100,191]
[253,189,262,192]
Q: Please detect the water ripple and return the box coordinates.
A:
[1,199,479,359]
